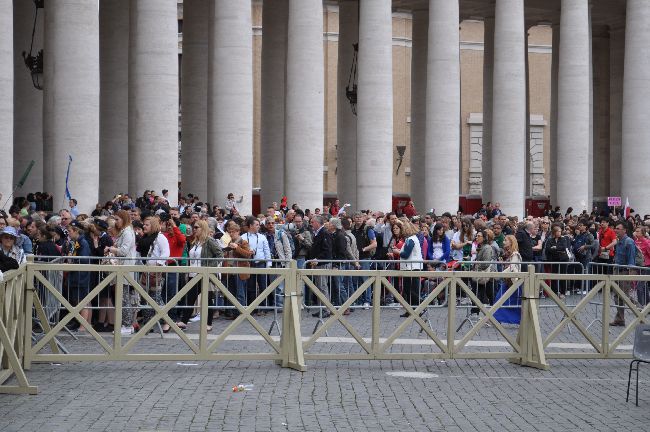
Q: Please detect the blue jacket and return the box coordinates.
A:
[614,235,636,267]
[427,235,451,263]
[68,235,91,288]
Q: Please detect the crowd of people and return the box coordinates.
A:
[1,191,649,334]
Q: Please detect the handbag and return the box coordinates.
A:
[140,235,164,289]
[237,260,251,281]
[472,263,495,285]
[140,270,162,288]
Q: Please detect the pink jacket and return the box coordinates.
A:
[634,236,650,266]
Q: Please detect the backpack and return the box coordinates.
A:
[0,251,19,273]
[277,228,295,258]
[635,244,645,267]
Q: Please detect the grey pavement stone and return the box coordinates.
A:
[3,295,650,431]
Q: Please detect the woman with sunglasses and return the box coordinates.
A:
[177,219,223,331]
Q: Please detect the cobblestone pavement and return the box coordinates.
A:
[0,358,648,432]
[2,301,650,432]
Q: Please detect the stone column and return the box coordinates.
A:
[128,0,178,206]
[356,0,392,212]
[207,0,253,214]
[337,0,359,210]
[622,0,650,210]
[524,27,530,199]
[409,9,427,210]
[43,0,99,212]
[261,0,288,209]
[609,25,624,197]
[482,16,494,204]
[0,0,12,199]
[491,0,526,217]
[285,0,324,211]
[592,30,610,202]
[549,23,559,204]
[556,0,591,211]
[13,0,43,194]
[99,0,129,201]
[180,0,208,200]
[425,0,460,214]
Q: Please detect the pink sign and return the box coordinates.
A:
[608,196,621,207]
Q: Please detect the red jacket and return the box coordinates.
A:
[163,225,186,262]
[598,227,616,257]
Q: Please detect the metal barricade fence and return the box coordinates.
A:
[30,255,290,337]
[584,263,650,326]
[9,257,650,385]
[302,259,451,335]
[0,266,37,394]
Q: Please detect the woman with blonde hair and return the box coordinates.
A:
[177,219,223,331]
[221,220,253,319]
[494,234,523,324]
[136,216,170,329]
[105,210,138,335]
[394,219,423,316]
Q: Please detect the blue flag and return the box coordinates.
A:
[64,155,73,200]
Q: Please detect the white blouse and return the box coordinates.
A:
[189,243,203,277]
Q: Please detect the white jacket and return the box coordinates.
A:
[146,232,170,266]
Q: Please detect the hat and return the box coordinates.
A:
[93,219,108,230]
[0,226,18,238]
[158,212,171,222]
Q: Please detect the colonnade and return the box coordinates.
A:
[2,0,650,216]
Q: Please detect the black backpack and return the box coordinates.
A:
[0,251,19,272]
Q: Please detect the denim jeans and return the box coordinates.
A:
[340,263,354,305]
[164,272,178,321]
[248,263,269,307]
[275,279,285,308]
[355,259,372,304]
[296,257,308,305]
[235,276,249,309]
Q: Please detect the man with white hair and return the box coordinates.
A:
[308,215,333,317]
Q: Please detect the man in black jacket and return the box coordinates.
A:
[328,218,355,306]
[516,222,535,262]
[308,215,333,317]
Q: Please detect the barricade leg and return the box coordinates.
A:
[280,261,305,371]
[510,265,548,370]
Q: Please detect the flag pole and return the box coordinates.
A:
[61,155,73,210]
[0,160,36,211]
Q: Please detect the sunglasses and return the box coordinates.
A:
[193,226,200,230]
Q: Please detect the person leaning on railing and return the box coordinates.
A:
[177,219,223,331]
[471,229,495,313]
[105,210,138,336]
[612,222,638,326]
[137,216,170,329]
[0,226,26,265]
[493,235,524,325]
[396,220,423,317]
[34,226,61,259]
[221,220,254,320]
[633,226,650,305]
[543,224,572,299]
[65,221,92,331]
